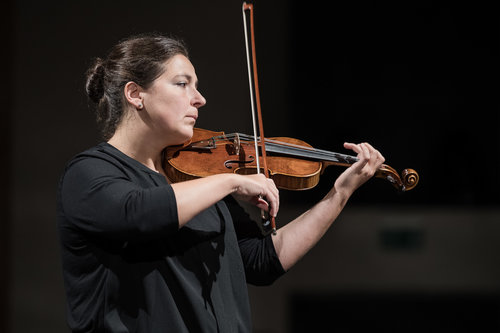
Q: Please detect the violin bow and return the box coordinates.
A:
[242,2,277,235]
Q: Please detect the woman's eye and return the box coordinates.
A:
[176,82,187,87]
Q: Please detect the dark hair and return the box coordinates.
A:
[85,33,189,140]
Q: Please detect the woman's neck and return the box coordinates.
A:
[108,127,166,175]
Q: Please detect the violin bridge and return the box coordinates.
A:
[233,133,241,155]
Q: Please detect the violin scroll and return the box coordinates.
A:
[375,165,419,192]
[401,168,419,191]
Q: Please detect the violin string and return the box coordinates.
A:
[257,136,358,164]
[213,134,357,162]
[211,134,358,164]
[265,140,358,164]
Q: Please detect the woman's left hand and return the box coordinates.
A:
[333,142,385,198]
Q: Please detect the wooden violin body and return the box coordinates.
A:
[165,128,419,192]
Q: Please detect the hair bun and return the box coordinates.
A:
[85,58,106,103]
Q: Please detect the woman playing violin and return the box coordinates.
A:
[57,32,385,332]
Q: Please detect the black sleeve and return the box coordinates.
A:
[224,196,286,286]
[58,156,179,242]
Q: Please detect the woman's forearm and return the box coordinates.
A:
[170,174,238,227]
[170,173,279,228]
[272,187,350,271]
[272,142,385,271]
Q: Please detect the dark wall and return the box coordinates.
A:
[7,1,500,332]
[2,1,13,331]
[286,2,500,206]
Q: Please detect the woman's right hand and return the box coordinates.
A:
[232,174,280,218]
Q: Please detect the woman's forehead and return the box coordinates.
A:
[163,54,196,76]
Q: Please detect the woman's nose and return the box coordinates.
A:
[192,89,206,109]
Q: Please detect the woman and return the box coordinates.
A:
[57,33,385,332]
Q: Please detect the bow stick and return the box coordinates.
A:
[242,2,277,235]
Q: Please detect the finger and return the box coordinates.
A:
[344,142,360,154]
[344,143,369,172]
[247,176,279,217]
[362,142,385,167]
[265,178,279,217]
[255,196,269,211]
[359,142,371,161]
[345,142,369,161]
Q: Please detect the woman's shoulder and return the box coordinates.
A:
[68,142,150,169]
[60,142,164,187]
[61,143,130,180]
[65,142,113,166]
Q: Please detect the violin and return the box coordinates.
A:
[164,128,419,192]
[164,2,419,234]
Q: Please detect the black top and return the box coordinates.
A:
[57,143,285,333]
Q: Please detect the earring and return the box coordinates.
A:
[137,103,143,109]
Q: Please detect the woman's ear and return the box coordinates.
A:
[124,81,144,110]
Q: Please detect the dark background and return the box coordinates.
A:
[2,0,500,332]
